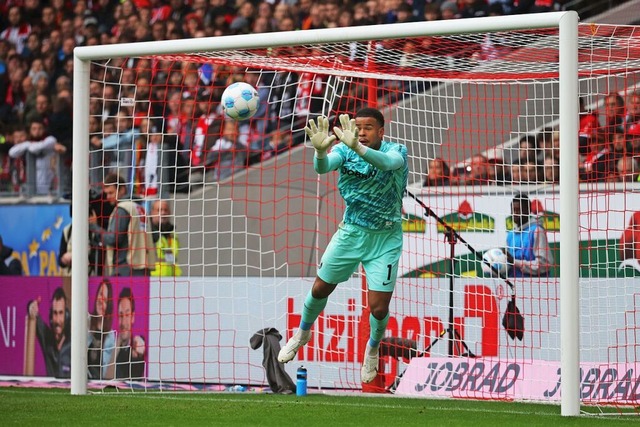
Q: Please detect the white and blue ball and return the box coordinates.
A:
[481,247,508,276]
[221,82,260,121]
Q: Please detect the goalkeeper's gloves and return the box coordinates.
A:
[333,114,367,156]
[304,116,336,159]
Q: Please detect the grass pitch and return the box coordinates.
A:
[0,387,636,426]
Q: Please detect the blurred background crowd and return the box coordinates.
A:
[0,0,634,200]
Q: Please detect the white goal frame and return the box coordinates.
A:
[71,11,580,415]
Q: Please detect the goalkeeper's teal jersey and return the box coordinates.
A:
[323,141,408,230]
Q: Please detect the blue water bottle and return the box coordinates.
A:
[296,365,307,397]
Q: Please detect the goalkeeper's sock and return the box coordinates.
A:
[300,291,328,331]
[368,312,390,349]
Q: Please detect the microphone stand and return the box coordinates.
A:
[405,190,522,355]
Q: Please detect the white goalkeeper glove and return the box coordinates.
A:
[333,114,367,156]
[304,116,336,159]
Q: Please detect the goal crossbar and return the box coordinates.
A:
[73,13,572,61]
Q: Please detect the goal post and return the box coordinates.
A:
[70,12,588,414]
[557,12,579,417]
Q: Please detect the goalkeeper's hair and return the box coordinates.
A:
[355,107,384,127]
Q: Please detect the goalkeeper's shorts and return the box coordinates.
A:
[318,222,402,292]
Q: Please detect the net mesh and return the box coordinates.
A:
[80,22,640,412]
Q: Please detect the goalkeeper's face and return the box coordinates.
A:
[355,116,384,150]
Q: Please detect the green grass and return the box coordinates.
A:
[0,388,637,426]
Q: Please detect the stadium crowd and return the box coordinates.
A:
[0,0,629,199]
[423,92,640,187]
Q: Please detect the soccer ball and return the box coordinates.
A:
[221,82,260,121]
[481,247,508,276]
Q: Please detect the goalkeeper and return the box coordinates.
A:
[278,108,408,384]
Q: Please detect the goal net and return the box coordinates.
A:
[71,12,640,414]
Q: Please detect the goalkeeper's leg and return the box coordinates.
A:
[362,309,390,383]
[278,280,336,363]
[279,227,358,363]
[360,237,399,383]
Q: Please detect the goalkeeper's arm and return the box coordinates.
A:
[360,148,404,171]
[314,152,343,174]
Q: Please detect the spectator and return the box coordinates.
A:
[58,195,103,277]
[488,0,514,14]
[504,193,553,277]
[459,0,490,18]
[245,72,271,160]
[21,32,42,61]
[295,0,312,24]
[205,119,246,181]
[99,110,138,182]
[1,6,32,55]
[602,92,625,137]
[458,154,489,185]
[628,124,640,157]
[4,63,27,124]
[512,0,554,14]
[49,89,72,194]
[324,0,342,26]
[269,128,294,155]
[609,155,639,183]
[517,134,538,164]
[133,119,172,198]
[232,1,256,33]
[8,119,66,195]
[487,157,509,185]
[579,97,599,155]
[625,90,640,129]
[28,287,71,378]
[581,131,614,182]
[424,3,442,21]
[535,127,556,165]
[395,2,417,23]
[149,199,182,277]
[0,234,23,275]
[0,126,26,193]
[256,1,274,23]
[89,172,156,276]
[423,157,451,186]
[509,161,523,185]
[192,89,219,169]
[205,0,235,31]
[353,2,376,25]
[183,13,204,38]
[38,6,59,35]
[105,287,146,380]
[252,16,272,33]
[519,159,540,184]
[301,3,326,30]
[609,126,628,159]
[276,15,297,32]
[176,94,198,166]
[24,93,51,126]
[542,154,559,184]
[150,20,167,42]
[440,1,460,19]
